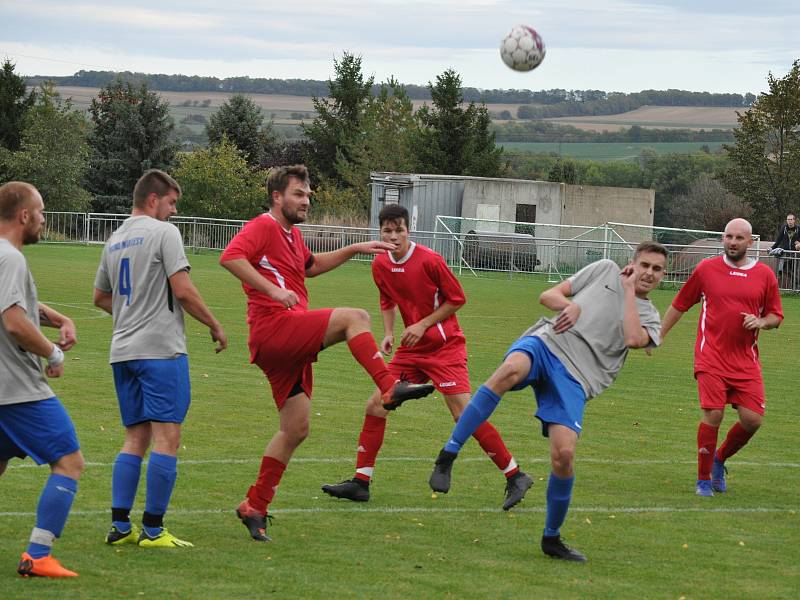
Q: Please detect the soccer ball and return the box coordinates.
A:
[500,25,546,72]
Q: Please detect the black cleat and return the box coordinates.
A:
[541,535,587,562]
[429,449,457,493]
[502,471,534,511]
[321,478,370,502]
[236,499,272,542]
[381,381,436,410]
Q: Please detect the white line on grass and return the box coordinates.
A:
[0,506,796,518]
[8,457,800,469]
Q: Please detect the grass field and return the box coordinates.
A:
[1,244,798,598]
[498,141,726,161]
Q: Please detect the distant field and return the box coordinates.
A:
[545,106,741,132]
[499,141,726,161]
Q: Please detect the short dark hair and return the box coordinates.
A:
[0,181,38,221]
[378,204,409,228]
[267,165,310,205]
[133,169,181,208]
[633,240,668,260]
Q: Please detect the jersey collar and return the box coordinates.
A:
[267,211,293,235]
[389,241,416,265]
[723,255,757,270]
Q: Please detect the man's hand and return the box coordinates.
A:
[57,317,77,351]
[45,363,64,378]
[620,264,636,292]
[270,288,299,309]
[741,312,765,330]
[400,323,427,347]
[768,247,784,256]
[353,241,395,255]
[553,303,581,334]
[381,335,394,355]
[210,323,228,353]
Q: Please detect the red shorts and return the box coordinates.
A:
[249,308,333,409]
[696,371,766,416]
[389,340,470,395]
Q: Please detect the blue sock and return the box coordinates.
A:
[28,474,78,558]
[544,472,575,538]
[112,452,142,531]
[144,452,177,536]
[444,385,502,453]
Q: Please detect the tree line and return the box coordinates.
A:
[493,121,735,143]
[27,70,755,107]
[4,57,799,236]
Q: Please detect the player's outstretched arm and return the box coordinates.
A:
[306,241,395,277]
[38,302,77,350]
[169,271,228,353]
[2,305,65,377]
[659,305,686,342]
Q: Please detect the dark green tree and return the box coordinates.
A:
[0,59,36,151]
[0,83,91,212]
[413,69,503,177]
[303,52,374,183]
[85,79,177,212]
[722,59,800,234]
[206,94,272,166]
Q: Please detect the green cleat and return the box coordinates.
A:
[138,528,194,548]
[106,523,141,545]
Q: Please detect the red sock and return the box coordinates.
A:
[347,332,395,394]
[472,422,518,477]
[247,456,286,513]
[716,422,755,462]
[697,422,719,480]
[354,415,387,482]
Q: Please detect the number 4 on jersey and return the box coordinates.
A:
[119,257,132,305]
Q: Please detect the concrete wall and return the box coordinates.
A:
[563,184,655,242]
[461,179,563,233]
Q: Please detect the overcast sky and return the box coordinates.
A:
[2,0,798,94]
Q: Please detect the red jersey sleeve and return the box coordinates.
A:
[672,260,705,312]
[372,259,396,310]
[429,256,466,306]
[763,269,783,320]
[221,217,266,262]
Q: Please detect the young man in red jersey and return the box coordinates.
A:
[220,166,434,542]
[661,218,783,497]
[321,204,532,509]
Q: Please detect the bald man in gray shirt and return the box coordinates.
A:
[430,241,667,563]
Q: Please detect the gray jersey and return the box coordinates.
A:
[94,216,191,363]
[0,239,54,404]
[522,259,661,400]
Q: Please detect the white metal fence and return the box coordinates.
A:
[42,212,797,291]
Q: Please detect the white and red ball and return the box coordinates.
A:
[500,25,546,72]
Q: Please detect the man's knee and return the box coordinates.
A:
[282,419,310,446]
[550,444,575,475]
[488,357,528,393]
[702,409,724,427]
[52,450,84,480]
[739,411,762,432]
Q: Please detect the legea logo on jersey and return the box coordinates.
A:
[439,381,457,387]
[729,271,747,278]
[391,267,405,273]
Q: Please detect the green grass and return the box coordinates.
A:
[498,141,726,161]
[2,244,798,598]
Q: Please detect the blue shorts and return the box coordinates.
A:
[505,336,587,437]
[0,397,80,464]
[112,355,191,427]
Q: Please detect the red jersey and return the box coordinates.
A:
[221,213,314,322]
[372,242,466,355]
[672,255,783,379]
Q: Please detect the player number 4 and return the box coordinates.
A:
[119,257,132,306]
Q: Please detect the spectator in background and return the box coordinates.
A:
[769,213,800,289]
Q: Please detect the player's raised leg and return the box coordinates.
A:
[443,392,533,510]
[237,391,310,541]
[430,352,531,493]
[323,308,434,409]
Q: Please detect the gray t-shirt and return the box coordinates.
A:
[522,259,661,399]
[0,239,54,404]
[94,216,191,363]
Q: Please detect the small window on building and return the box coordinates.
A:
[515,204,536,234]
